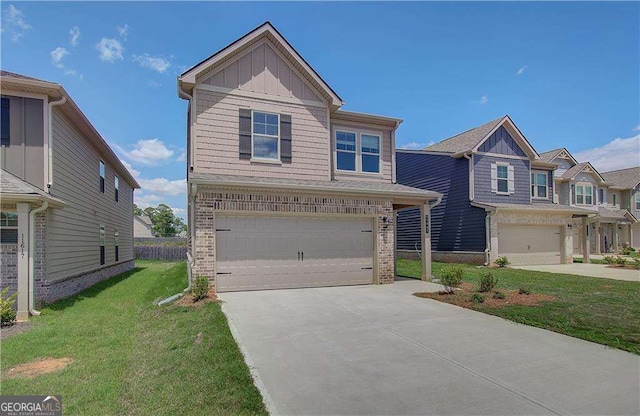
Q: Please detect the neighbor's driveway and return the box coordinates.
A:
[513,263,640,282]
[220,280,639,416]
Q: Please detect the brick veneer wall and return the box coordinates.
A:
[193,188,395,289]
[0,244,18,294]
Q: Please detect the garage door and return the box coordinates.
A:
[216,215,375,292]
[498,225,562,265]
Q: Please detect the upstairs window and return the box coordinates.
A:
[99,225,106,265]
[252,111,279,160]
[1,97,9,146]
[336,131,357,171]
[576,184,593,205]
[531,171,548,199]
[114,229,119,262]
[612,193,617,206]
[0,212,18,244]
[114,175,119,202]
[599,188,605,204]
[635,194,640,210]
[99,161,105,193]
[361,134,381,173]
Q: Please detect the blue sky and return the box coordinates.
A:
[2,2,639,218]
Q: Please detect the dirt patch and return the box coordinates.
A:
[605,264,639,270]
[177,289,217,308]
[414,282,555,309]
[0,321,32,340]
[194,332,203,345]
[5,357,73,379]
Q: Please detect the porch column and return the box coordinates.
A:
[594,221,601,254]
[561,224,572,264]
[582,217,590,264]
[420,204,431,282]
[630,226,634,250]
[613,224,619,254]
[393,210,398,278]
[16,203,30,321]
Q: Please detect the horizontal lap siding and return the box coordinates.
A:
[331,122,392,183]
[47,108,134,281]
[396,152,486,252]
[474,154,530,204]
[194,89,329,180]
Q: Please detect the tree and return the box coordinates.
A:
[133,204,144,216]
[145,204,186,237]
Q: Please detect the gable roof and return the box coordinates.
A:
[135,215,153,226]
[423,115,539,159]
[539,147,578,165]
[178,22,343,109]
[1,169,66,207]
[597,207,637,223]
[601,166,640,190]
[0,71,140,189]
[560,162,606,183]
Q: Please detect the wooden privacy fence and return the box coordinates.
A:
[135,245,187,261]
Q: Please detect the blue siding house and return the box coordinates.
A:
[397,115,590,266]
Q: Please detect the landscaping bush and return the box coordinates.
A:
[518,287,531,295]
[1,287,18,326]
[477,271,498,292]
[471,294,485,304]
[192,276,209,301]
[621,246,636,256]
[494,256,510,268]
[492,291,506,300]
[634,259,640,270]
[613,256,627,266]
[440,266,464,294]
[603,255,616,264]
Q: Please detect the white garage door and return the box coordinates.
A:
[216,215,374,292]
[498,225,562,265]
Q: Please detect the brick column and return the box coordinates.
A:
[193,197,216,286]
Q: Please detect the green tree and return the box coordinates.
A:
[133,204,144,216]
[147,204,186,237]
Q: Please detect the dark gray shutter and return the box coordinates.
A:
[571,184,575,204]
[592,186,597,205]
[239,108,252,159]
[280,114,292,163]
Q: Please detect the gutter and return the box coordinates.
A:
[28,202,48,316]
[177,80,194,172]
[463,152,474,201]
[47,96,67,190]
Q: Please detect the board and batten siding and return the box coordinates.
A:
[396,152,486,252]
[47,108,134,281]
[0,95,45,189]
[477,126,527,157]
[330,121,392,183]
[473,154,531,204]
[194,88,330,181]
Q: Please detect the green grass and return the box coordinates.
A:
[398,259,640,355]
[1,261,267,415]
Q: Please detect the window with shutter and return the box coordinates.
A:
[238,109,252,159]
[280,114,292,163]
[251,111,279,160]
[493,164,509,194]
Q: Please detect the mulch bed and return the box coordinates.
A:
[176,289,217,308]
[414,282,555,309]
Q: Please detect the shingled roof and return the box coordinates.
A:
[560,162,605,183]
[1,169,66,207]
[601,166,640,190]
[424,117,504,153]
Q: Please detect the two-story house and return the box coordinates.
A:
[601,166,640,250]
[0,71,139,320]
[177,22,441,292]
[539,148,637,254]
[396,116,592,266]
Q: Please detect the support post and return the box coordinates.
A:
[613,224,619,254]
[393,210,398,279]
[630,226,634,250]
[16,203,30,321]
[594,221,601,254]
[582,217,590,264]
[420,204,431,282]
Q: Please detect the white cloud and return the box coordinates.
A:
[147,80,162,88]
[134,193,161,209]
[171,207,186,216]
[117,24,129,40]
[69,26,80,46]
[50,47,69,68]
[96,38,124,63]
[176,151,187,162]
[517,65,528,75]
[119,159,141,178]
[133,54,171,73]
[117,138,174,165]
[574,135,640,172]
[398,141,434,150]
[138,178,186,196]
[479,95,488,104]
[633,125,640,132]
[2,5,31,41]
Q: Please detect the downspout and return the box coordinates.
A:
[28,201,48,316]
[484,208,497,266]
[47,96,67,190]
[463,152,474,201]
[391,121,399,184]
[178,82,194,172]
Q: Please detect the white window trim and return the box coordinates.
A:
[495,163,510,195]
[575,182,594,206]
[531,170,549,199]
[334,129,383,175]
[99,224,106,245]
[635,194,640,210]
[99,160,105,179]
[250,110,280,162]
[0,211,18,245]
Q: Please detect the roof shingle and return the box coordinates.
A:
[601,166,640,190]
[423,117,504,153]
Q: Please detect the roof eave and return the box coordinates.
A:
[0,192,67,208]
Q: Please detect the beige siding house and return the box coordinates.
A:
[179,22,440,292]
[0,71,140,320]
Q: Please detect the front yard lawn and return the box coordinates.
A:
[1,261,267,416]
[398,259,640,355]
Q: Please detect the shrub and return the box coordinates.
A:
[440,266,464,294]
[613,256,627,266]
[477,272,498,292]
[621,246,636,256]
[493,291,506,300]
[471,294,485,304]
[192,276,209,301]
[494,256,510,268]
[518,287,531,295]
[1,287,18,326]
[634,259,640,270]
[603,255,616,264]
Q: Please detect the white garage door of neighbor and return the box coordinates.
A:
[498,225,562,265]
[216,215,375,292]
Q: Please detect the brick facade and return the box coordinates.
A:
[0,244,18,295]
[192,187,396,290]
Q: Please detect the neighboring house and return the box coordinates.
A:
[539,148,638,254]
[134,214,155,238]
[177,22,441,292]
[396,116,591,266]
[0,71,140,320]
[601,166,640,250]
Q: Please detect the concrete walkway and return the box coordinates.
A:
[220,280,639,416]
[514,263,640,282]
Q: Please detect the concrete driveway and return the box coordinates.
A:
[513,263,640,282]
[220,280,640,416]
